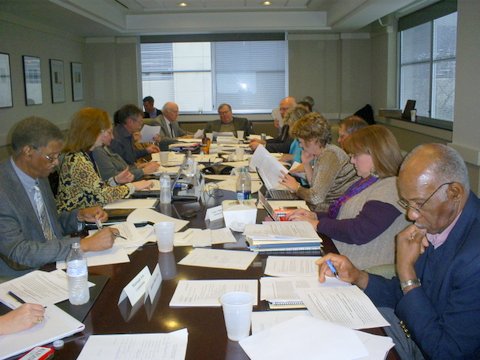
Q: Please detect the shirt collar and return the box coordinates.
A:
[426,210,462,249]
[10,157,38,190]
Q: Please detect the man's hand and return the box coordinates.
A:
[316,254,369,289]
[145,144,160,154]
[80,228,116,252]
[396,225,428,282]
[114,168,134,184]
[142,161,160,174]
[77,206,108,223]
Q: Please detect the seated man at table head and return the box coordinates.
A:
[204,103,252,138]
[0,117,117,279]
[316,143,480,359]
[142,95,162,119]
[110,104,159,165]
[250,96,296,151]
[146,102,188,150]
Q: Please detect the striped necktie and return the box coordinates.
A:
[33,185,55,241]
[169,123,175,137]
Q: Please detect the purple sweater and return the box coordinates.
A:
[316,200,401,245]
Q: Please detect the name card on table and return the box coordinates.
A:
[205,205,223,222]
[145,264,162,303]
[118,266,151,306]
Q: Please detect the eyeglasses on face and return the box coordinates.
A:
[32,146,60,163]
[398,182,454,213]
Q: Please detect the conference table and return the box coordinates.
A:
[43,194,399,360]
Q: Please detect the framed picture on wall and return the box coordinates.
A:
[0,53,13,108]
[22,55,43,106]
[71,62,83,101]
[49,59,65,103]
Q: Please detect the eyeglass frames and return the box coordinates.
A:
[398,182,454,213]
[32,146,60,163]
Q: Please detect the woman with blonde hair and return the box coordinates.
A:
[56,108,152,212]
[287,125,408,270]
[281,112,358,211]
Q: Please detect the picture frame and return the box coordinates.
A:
[71,62,83,101]
[23,55,43,106]
[49,59,65,103]
[0,53,13,108]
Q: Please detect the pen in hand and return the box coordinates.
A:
[95,217,103,230]
[8,291,26,304]
[326,259,339,278]
[114,231,127,240]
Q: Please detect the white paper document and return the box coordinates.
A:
[257,200,309,210]
[169,279,258,307]
[264,256,319,277]
[77,329,189,360]
[0,270,87,308]
[298,286,390,329]
[240,315,369,360]
[215,178,262,194]
[178,248,257,270]
[260,276,350,308]
[104,198,157,209]
[126,208,189,232]
[140,125,160,142]
[249,145,288,190]
[244,221,321,242]
[57,246,130,269]
[0,305,85,360]
[251,310,311,334]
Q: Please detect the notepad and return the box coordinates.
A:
[0,305,85,359]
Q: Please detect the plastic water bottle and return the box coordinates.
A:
[66,242,89,305]
[236,167,252,201]
[160,173,172,204]
[183,150,197,179]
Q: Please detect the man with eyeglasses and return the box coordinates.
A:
[316,143,480,359]
[0,117,117,280]
[204,103,252,139]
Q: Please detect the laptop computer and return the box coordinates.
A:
[256,167,300,200]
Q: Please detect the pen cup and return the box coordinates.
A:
[220,291,254,341]
[154,222,175,253]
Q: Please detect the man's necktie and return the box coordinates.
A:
[33,185,55,241]
[169,123,175,137]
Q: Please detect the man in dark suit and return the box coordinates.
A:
[204,103,252,138]
[143,96,162,119]
[0,117,116,279]
[317,144,480,359]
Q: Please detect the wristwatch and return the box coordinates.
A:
[400,278,421,291]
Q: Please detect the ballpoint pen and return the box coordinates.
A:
[95,217,103,230]
[326,259,339,278]
[114,232,127,240]
[8,291,26,304]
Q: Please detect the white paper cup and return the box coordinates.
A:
[206,133,213,141]
[154,222,175,253]
[410,109,417,122]
[159,151,169,165]
[235,147,245,161]
[220,291,254,341]
[237,130,245,140]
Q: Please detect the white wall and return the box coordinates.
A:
[0,14,86,146]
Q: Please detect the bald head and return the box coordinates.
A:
[279,96,297,119]
[400,144,469,193]
[162,102,179,122]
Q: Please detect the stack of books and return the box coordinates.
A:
[244,221,322,253]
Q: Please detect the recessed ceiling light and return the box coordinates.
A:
[178,2,188,7]
[262,1,272,5]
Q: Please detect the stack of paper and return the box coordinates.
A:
[244,221,322,252]
[241,315,394,360]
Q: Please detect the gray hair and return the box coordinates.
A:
[11,116,63,155]
[285,105,309,128]
[402,143,470,192]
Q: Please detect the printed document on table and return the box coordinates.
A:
[127,208,189,232]
[0,305,85,360]
[298,286,390,329]
[264,256,320,277]
[240,315,368,360]
[56,246,130,270]
[104,198,157,209]
[0,269,93,308]
[256,200,309,210]
[244,221,321,242]
[178,248,257,270]
[77,329,188,360]
[170,279,258,307]
[249,313,394,360]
